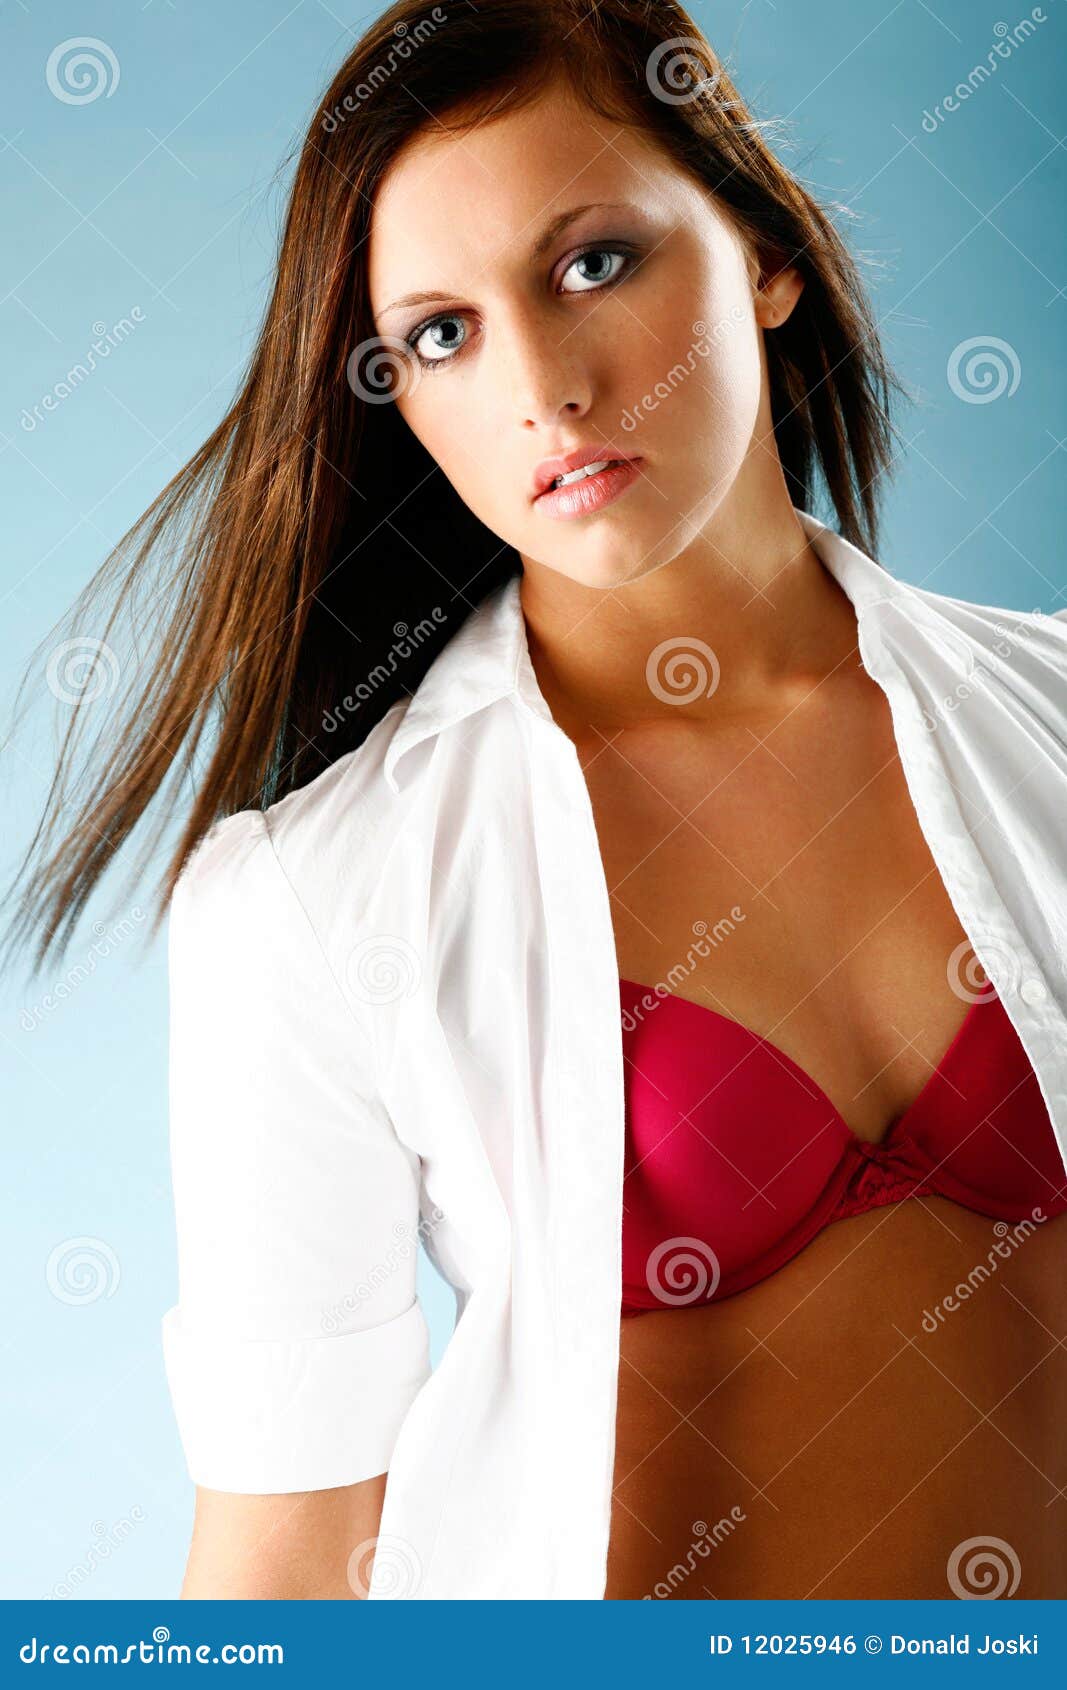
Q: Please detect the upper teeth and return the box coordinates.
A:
[550,458,621,490]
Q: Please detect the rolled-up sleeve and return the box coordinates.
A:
[160,809,431,1494]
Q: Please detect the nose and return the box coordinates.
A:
[499,304,593,429]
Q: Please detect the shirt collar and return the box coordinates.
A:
[383,506,908,795]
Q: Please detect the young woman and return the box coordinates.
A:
[7,0,1067,1601]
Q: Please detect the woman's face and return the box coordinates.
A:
[367,79,800,590]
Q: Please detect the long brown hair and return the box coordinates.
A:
[3,0,905,981]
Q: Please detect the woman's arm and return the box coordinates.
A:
[161,809,431,1596]
[180,1474,388,1599]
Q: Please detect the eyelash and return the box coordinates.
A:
[403,244,640,373]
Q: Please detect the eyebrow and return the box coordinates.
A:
[376,202,639,319]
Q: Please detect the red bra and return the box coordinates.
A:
[619,976,1067,1317]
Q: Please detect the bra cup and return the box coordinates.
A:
[905,992,1067,1218]
[621,993,852,1311]
[619,977,1067,1313]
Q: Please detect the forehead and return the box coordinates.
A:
[367,82,689,308]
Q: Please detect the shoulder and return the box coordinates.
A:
[875,580,1067,759]
[170,698,413,955]
[914,584,1067,645]
[876,575,1067,685]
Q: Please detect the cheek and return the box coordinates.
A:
[398,391,513,521]
[624,254,762,436]
[637,310,764,467]
[702,323,765,431]
[398,392,479,481]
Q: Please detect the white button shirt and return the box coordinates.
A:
[161,507,1067,1598]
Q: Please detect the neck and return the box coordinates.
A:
[518,491,864,741]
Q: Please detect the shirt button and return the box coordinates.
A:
[1020,978,1048,1006]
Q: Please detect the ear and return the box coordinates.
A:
[753,262,804,330]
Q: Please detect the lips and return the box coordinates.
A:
[531,445,641,501]
[547,457,628,491]
[532,457,643,521]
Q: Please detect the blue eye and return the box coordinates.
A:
[404,245,637,373]
[559,247,630,293]
[407,315,468,370]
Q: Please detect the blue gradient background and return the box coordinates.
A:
[2,0,1064,1599]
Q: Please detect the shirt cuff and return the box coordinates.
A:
[161,1298,431,1493]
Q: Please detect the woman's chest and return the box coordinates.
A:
[579,685,986,1145]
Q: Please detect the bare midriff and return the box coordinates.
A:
[607,1196,1067,1599]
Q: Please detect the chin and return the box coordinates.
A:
[563,553,661,592]
[579,560,637,591]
